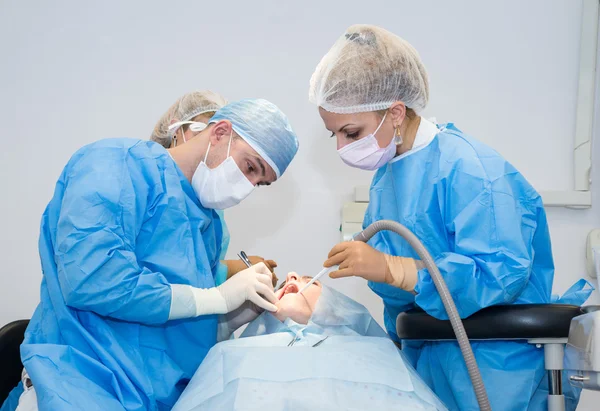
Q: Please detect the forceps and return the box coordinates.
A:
[237,251,252,268]
[287,335,329,347]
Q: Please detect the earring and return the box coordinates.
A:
[394,125,403,145]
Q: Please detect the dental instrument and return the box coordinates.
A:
[298,265,339,294]
[312,336,329,347]
[237,251,252,268]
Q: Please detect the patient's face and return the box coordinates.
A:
[274,272,322,324]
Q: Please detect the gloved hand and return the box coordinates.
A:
[217,262,278,312]
[223,256,278,287]
[324,241,420,292]
[217,301,263,342]
[189,262,278,317]
[169,263,278,321]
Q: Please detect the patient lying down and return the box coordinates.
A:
[172,273,447,411]
[273,273,322,324]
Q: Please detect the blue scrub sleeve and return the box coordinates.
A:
[414,168,535,320]
[215,210,230,261]
[55,149,172,325]
[0,382,23,411]
[215,262,229,286]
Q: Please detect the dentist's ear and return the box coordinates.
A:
[208,120,233,146]
[388,101,407,127]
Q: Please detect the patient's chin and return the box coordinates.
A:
[274,296,311,324]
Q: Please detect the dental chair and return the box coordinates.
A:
[397,304,600,411]
[0,320,29,405]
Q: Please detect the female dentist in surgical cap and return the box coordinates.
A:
[15,99,299,411]
[310,24,591,411]
[150,90,278,287]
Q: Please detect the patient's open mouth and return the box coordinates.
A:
[277,283,299,300]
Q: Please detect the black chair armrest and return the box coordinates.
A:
[396,304,584,341]
[0,320,29,404]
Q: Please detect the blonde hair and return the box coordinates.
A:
[150,91,227,148]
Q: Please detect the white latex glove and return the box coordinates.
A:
[217,301,263,341]
[218,262,278,312]
[169,263,278,320]
[189,262,278,317]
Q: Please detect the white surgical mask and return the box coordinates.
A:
[337,112,398,170]
[168,121,208,146]
[191,132,255,210]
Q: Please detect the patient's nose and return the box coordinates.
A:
[286,272,299,282]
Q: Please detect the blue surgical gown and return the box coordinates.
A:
[0,383,23,411]
[364,123,593,411]
[20,139,223,411]
[214,210,230,286]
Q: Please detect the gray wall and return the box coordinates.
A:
[1,0,599,408]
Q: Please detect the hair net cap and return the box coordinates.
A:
[151,90,228,148]
[209,99,299,178]
[309,24,430,114]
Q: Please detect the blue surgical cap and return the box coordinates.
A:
[209,99,299,178]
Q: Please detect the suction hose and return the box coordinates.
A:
[355,220,491,411]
